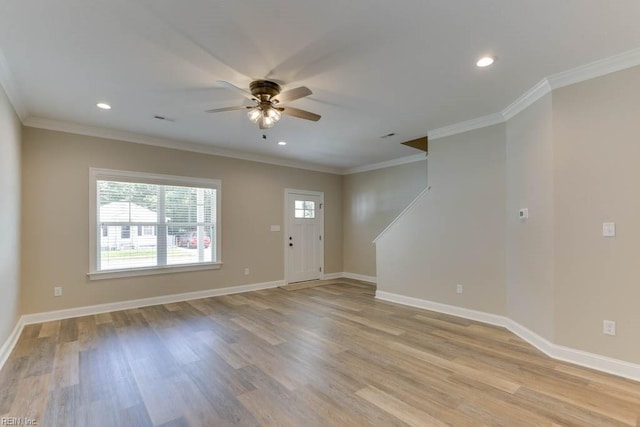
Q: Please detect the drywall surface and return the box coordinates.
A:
[0,83,21,344]
[506,94,555,341]
[21,128,343,313]
[343,160,427,277]
[553,66,640,364]
[377,124,507,315]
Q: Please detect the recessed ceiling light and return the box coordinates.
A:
[278,141,287,146]
[476,56,495,68]
[96,103,111,110]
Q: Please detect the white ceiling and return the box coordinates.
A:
[1,0,640,171]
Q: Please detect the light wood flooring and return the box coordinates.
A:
[1,282,639,426]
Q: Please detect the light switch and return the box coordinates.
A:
[602,222,616,237]
[270,225,281,232]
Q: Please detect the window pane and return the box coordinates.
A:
[294,199,316,219]
[98,181,158,223]
[165,186,215,224]
[99,242,157,270]
[167,225,213,265]
[94,173,220,273]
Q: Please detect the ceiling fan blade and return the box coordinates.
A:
[281,106,321,121]
[216,80,254,100]
[205,105,251,113]
[274,86,312,103]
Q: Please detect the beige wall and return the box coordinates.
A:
[377,65,640,365]
[0,83,21,345]
[343,160,427,277]
[506,94,555,340]
[553,66,640,363]
[21,128,343,314]
[377,124,507,315]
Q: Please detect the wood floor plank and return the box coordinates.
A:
[230,316,285,345]
[357,385,448,427]
[0,282,639,426]
[50,341,79,390]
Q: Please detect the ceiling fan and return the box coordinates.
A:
[206,80,321,129]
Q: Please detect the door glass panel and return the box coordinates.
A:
[294,200,315,219]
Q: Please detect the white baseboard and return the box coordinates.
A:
[0,280,282,371]
[342,272,377,284]
[322,272,344,280]
[0,317,25,370]
[22,280,283,325]
[376,291,505,327]
[376,290,640,382]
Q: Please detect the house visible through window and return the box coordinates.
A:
[90,168,221,277]
[294,200,316,218]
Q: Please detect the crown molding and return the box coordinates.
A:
[427,112,504,141]
[427,47,640,141]
[23,117,343,175]
[547,47,640,90]
[13,48,640,174]
[0,49,28,121]
[501,78,552,121]
[344,153,427,175]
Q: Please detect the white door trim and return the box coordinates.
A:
[284,188,324,284]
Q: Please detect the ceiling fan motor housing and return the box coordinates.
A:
[250,80,282,101]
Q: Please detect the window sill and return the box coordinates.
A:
[88,262,222,281]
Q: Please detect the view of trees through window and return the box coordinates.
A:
[98,181,215,230]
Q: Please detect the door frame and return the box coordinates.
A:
[284,188,325,284]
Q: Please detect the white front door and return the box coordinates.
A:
[285,190,323,283]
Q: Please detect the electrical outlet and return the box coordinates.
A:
[456,284,463,294]
[603,320,616,336]
[54,286,63,297]
[244,268,250,275]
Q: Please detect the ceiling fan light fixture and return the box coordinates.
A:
[266,108,281,121]
[210,80,319,129]
[247,107,262,123]
[262,115,276,128]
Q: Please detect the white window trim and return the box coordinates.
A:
[88,168,222,280]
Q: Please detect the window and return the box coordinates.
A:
[294,200,316,218]
[89,168,221,279]
[142,225,155,236]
